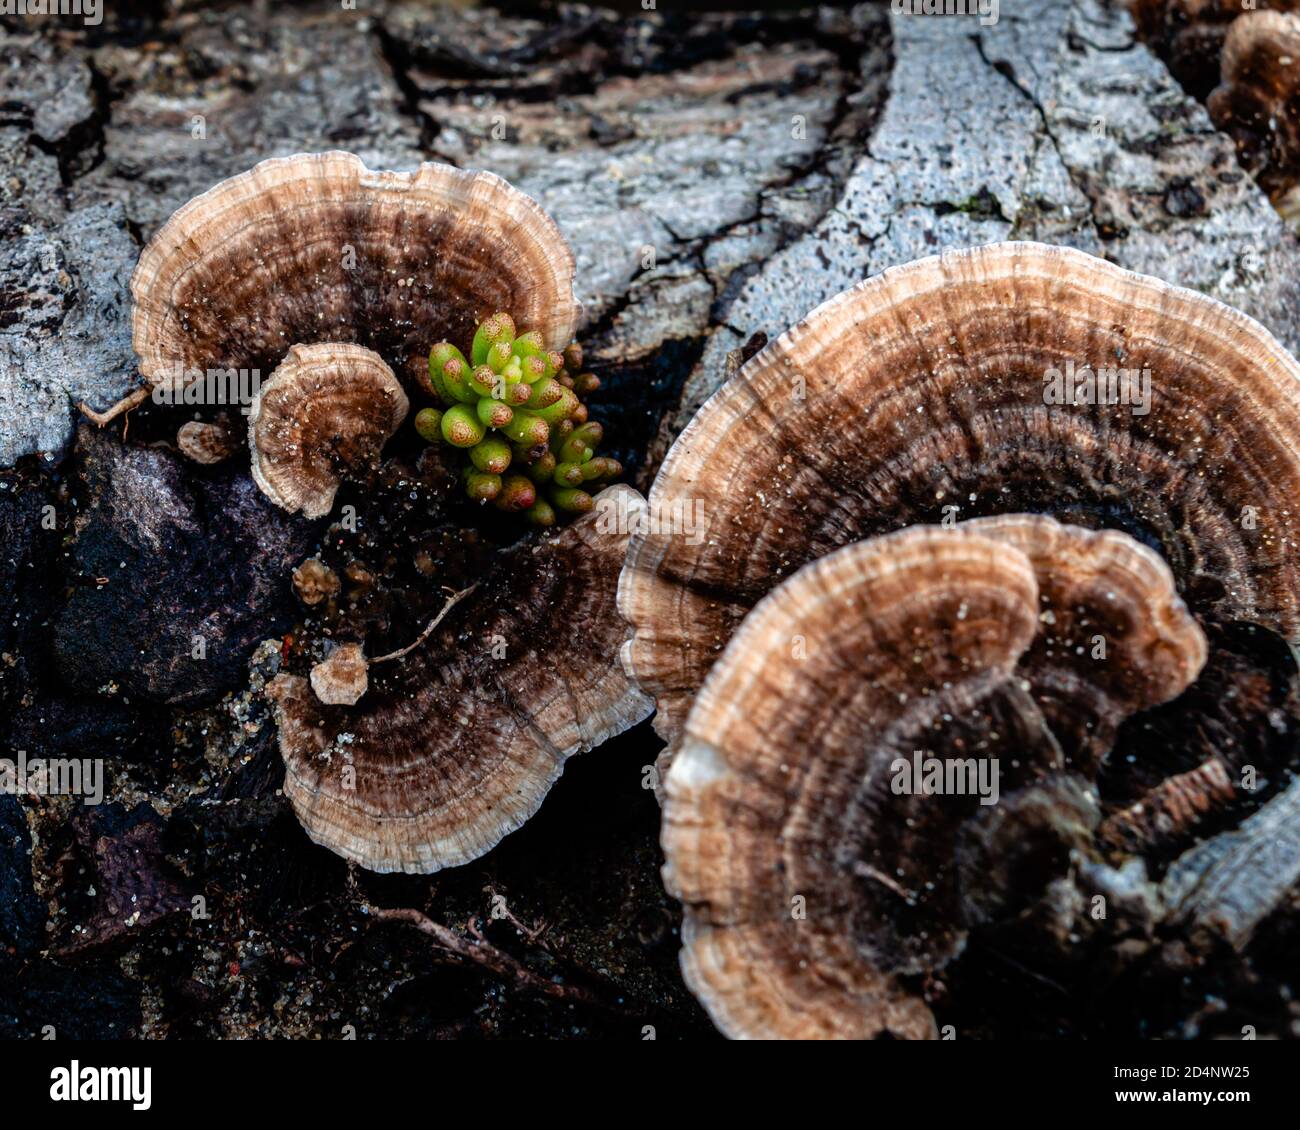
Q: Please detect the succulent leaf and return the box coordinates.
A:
[416,312,619,515]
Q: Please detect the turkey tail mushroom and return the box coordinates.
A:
[128,152,581,509]
[122,153,648,874]
[662,521,1206,1040]
[176,419,235,465]
[620,242,1300,755]
[1208,10,1300,222]
[267,485,653,874]
[131,152,580,395]
[247,343,408,518]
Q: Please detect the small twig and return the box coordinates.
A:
[972,939,1071,999]
[364,905,603,1006]
[77,385,151,427]
[1097,757,1234,855]
[490,891,550,946]
[370,585,477,664]
[853,861,915,901]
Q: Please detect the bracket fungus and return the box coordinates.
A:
[267,485,653,873]
[620,242,1300,752]
[292,557,342,606]
[1131,0,1300,97]
[1208,10,1300,222]
[309,642,369,707]
[125,151,581,512]
[127,152,648,870]
[130,151,580,398]
[247,343,409,518]
[661,521,1207,1039]
[176,419,235,465]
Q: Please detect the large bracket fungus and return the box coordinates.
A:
[126,151,581,511]
[268,485,653,874]
[620,242,1300,754]
[131,151,580,395]
[661,521,1208,1039]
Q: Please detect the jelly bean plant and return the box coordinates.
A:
[415,313,621,527]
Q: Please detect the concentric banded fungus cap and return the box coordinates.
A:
[267,485,653,873]
[131,151,580,395]
[1208,10,1300,220]
[662,521,1206,1040]
[248,343,408,518]
[620,242,1300,749]
[310,642,369,707]
[176,420,234,464]
[961,515,1208,770]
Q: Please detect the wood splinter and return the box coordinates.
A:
[1097,758,1236,854]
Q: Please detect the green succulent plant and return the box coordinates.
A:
[417,314,621,527]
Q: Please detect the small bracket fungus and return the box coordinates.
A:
[1208,10,1300,221]
[267,485,653,873]
[130,151,580,410]
[248,343,408,518]
[292,557,341,606]
[176,419,235,465]
[620,242,1300,751]
[309,642,369,706]
[661,521,1206,1039]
